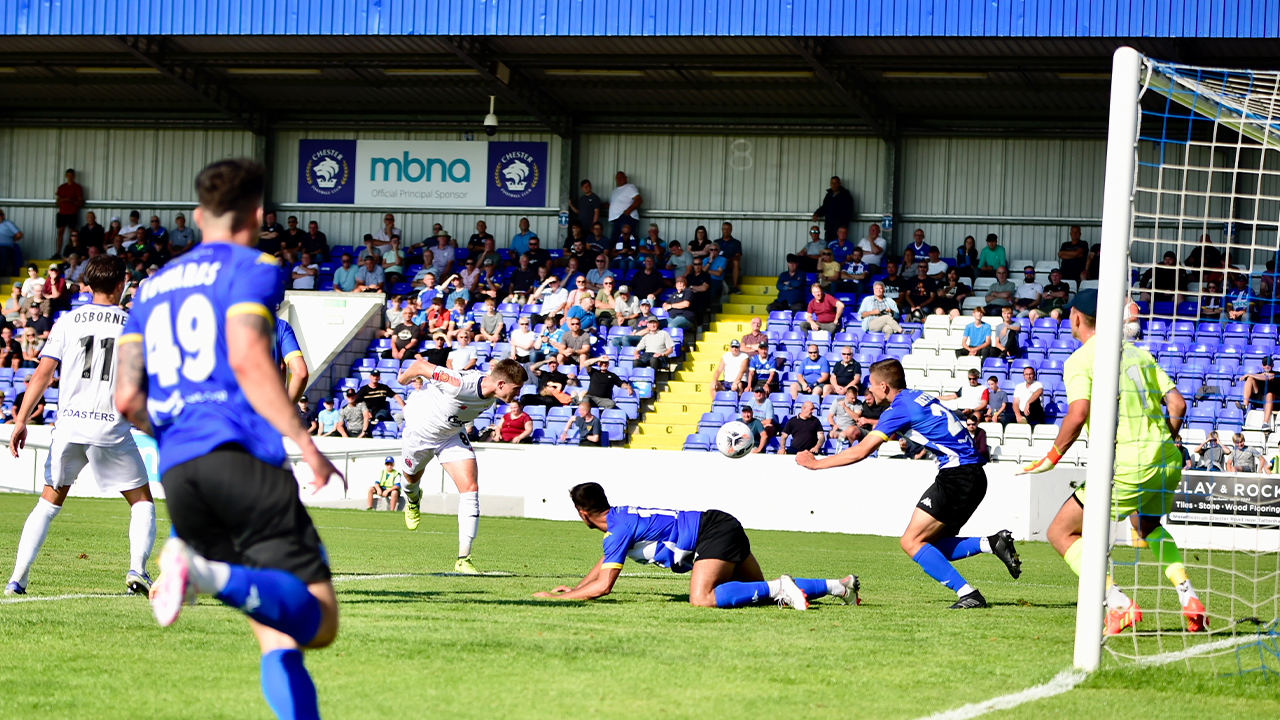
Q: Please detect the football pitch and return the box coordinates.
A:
[0,494,1276,720]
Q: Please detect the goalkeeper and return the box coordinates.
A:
[1022,289,1206,635]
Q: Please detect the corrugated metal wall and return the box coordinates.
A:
[5,0,1278,37]
[580,132,887,276]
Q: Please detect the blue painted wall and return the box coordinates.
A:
[2,0,1278,37]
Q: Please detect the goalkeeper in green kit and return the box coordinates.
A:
[1022,289,1207,635]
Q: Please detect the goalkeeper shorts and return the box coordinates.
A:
[1072,449,1181,521]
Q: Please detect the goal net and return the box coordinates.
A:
[1079,48,1280,676]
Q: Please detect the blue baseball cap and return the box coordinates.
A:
[1064,288,1098,317]
[384,456,394,464]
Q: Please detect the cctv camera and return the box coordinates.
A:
[483,95,498,137]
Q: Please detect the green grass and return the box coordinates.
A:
[0,494,1276,719]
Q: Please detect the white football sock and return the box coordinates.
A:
[979,536,993,554]
[1175,579,1200,607]
[458,491,479,558]
[956,583,975,598]
[1106,583,1132,610]
[765,579,782,598]
[185,549,231,595]
[403,481,422,504]
[826,578,846,596]
[128,501,156,575]
[10,499,60,588]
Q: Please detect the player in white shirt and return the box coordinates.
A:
[5,255,155,596]
[396,357,527,574]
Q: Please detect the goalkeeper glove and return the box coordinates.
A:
[1021,444,1064,475]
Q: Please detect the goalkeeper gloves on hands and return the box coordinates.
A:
[1021,445,1064,475]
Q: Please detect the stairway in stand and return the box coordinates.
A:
[626,276,775,450]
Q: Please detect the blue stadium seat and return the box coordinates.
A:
[711,391,738,414]
[1144,318,1169,340]
[1175,301,1198,317]
[683,434,711,451]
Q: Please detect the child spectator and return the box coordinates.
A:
[367,457,401,511]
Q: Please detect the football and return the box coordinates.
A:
[715,421,755,459]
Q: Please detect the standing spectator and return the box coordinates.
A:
[779,401,824,454]
[796,226,827,273]
[827,346,861,397]
[857,223,886,271]
[333,253,358,292]
[738,405,770,454]
[78,211,105,252]
[811,176,855,242]
[710,339,750,397]
[906,229,930,259]
[769,255,807,312]
[662,275,698,330]
[316,398,340,436]
[1013,265,1044,319]
[561,401,603,446]
[1225,433,1269,473]
[1084,239,1103,282]
[468,220,495,254]
[1011,366,1044,426]
[354,254,386,293]
[835,246,870,294]
[303,220,329,260]
[576,356,632,409]
[664,240,691,279]
[965,416,990,462]
[976,233,1007,277]
[0,209,23,276]
[1041,268,1071,320]
[801,284,843,333]
[740,317,769,354]
[336,389,371,438]
[827,227,856,264]
[510,217,538,256]
[857,282,901,333]
[552,316,593,366]
[355,370,396,424]
[633,317,674,370]
[607,171,642,241]
[170,213,195,253]
[955,235,979,281]
[984,266,1016,314]
[1057,225,1090,282]
[826,386,865,446]
[366,458,401,511]
[483,400,534,444]
[903,263,937,322]
[717,222,744,292]
[1195,431,1225,471]
[748,342,783,394]
[53,168,84,258]
[291,251,319,290]
[570,179,603,233]
[789,344,831,400]
[956,307,994,358]
[991,306,1021,359]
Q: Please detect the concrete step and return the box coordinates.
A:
[722,302,772,316]
[645,409,712,425]
[633,422,698,437]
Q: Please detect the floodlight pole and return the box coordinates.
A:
[1073,46,1143,673]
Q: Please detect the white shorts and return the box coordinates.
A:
[400,429,476,477]
[44,436,149,494]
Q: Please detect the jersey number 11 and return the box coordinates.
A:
[79,336,116,382]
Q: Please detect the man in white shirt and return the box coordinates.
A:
[533,276,569,326]
[1011,366,1044,425]
[1013,265,1044,319]
[447,331,479,371]
[607,171,642,242]
[925,247,949,279]
[857,223,886,270]
[373,213,400,253]
[710,339,751,397]
[291,251,319,290]
[119,210,143,242]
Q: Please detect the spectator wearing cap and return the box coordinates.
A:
[789,343,831,400]
[1041,268,1071,320]
[826,346,861,397]
[748,342,783,394]
[629,254,665,302]
[710,340,750,397]
[800,284,843,334]
[769,255,807,313]
[336,390,371,438]
[576,356,633,409]
[475,255,505,302]
[633,316,674,370]
[1239,355,1280,429]
[924,246,948,280]
[585,253,614,291]
[857,281,901,334]
[610,301,657,348]
[740,317,768,354]
[663,275,698,330]
[827,226,856,264]
[1226,433,1270,473]
[742,385,776,427]
[826,386,865,445]
[561,400,603,446]
[1013,265,1043,319]
[611,284,639,327]
[796,226,826,273]
[638,223,667,267]
[482,399,534,444]
[739,405,769,454]
[367,457,401,511]
[355,370,397,427]
[530,275,569,327]
[317,397,340,436]
[297,394,318,434]
[977,233,1007,278]
[779,401,824,455]
[522,357,574,408]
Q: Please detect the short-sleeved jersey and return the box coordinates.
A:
[273,317,302,365]
[1064,337,1178,473]
[40,303,132,445]
[401,366,495,446]
[119,243,287,476]
[871,388,982,470]
[600,506,703,573]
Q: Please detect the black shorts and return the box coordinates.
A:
[916,463,988,533]
[163,445,331,584]
[55,213,78,228]
[694,509,751,564]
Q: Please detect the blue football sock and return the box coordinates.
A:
[713,581,772,608]
[217,566,322,646]
[933,536,983,561]
[792,578,830,599]
[911,544,970,594]
[260,649,319,720]
[168,525,178,538]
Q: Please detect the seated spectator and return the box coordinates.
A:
[1225,432,1269,473]
[481,400,534,444]
[1012,366,1044,425]
[27,305,52,339]
[303,220,328,260]
[421,296,450,338]
[964,416,990,462]
[333,253,359,292]
[585,253,614,291]
[902,262,936,322]
[687,225,711,259]
[747,342,783,394]
[469,220,495,254]
[976,233,1006,277]
[924,247,948,280]
[1040,268,1071,320]
[474,237,502,272]
[291,251,319,290]
[1239,356,1280,429]
[566,295,597,332]
[956,307,994,358]
[857,223,886,271]
[1173,434,1192,469]
[507,316,541,364]
[530,275,569,327]
[418,333,451,366]
[475,257,505,302]
[41,265,69,315]
[64,252,85,286]
[611,222,640,273]
[444,296,471,340]
[609,300,657,348]
[984,266,1015,315]
[662,275,698,330]
[576,356,632,409]
[1226,272,1256,322]
[826,346,861,397]
[564,229,590,266]
[609,283,637,328]
[429,231,456,276]
[1013,265,1043,319]
[355,370,396,425]
[3,282,26,324]
[740,316,768,353]
[316,397,340,436]
[77,211,105,253]
[827,227,856,264]
[1200,280,1223,320]
[789,344,831,400]
[1195,432,1225,471]
[0,326,19,370]
[684,258,713,322]
[505,253,539,302]
[835,246,870,294]
[411,259,438,291]
[586,221,609,256]
[711,340,750,397]
[826,386,864,445]
[521,357,573,408]
[381,238,405,288]
[638,223,666,267]
[629,254,665,303]
[939,369,987,416]
[933,268,970,318]
[705,243,729,299]
[510,216,537,256]
[738,405,770,454]
[977,376,1013,425]
[992,306,1021,359]
[367,457,401,511]
[801,284,843,333]
[475,298,505,343]
[384,307,419,360]
[768,255,807,312]
[955,235,979,281]
[444,274,470,310]
[857,282,902,334]
[633,316,674,370]
[879,260,906,300]
[525,236,551,270]
[796,226,826,273]
[899,436,933,460]
[560,400,602,446]
[447,331,479,371]
[900,247,917,273]
[19,327,42,368]
[335,389,371,438]
[779,401,824,455]
[665,240,691,279]
[742,385,777,431]
[552,316,594,367]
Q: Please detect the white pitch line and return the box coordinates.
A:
[0,592,129,605]
[1134,634,1257,665]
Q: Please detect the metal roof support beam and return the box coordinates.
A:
[791,38,895,141]
[440,36,570,138]
[118,35,265,134]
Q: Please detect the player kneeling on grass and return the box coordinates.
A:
[1021,289,1206,635]
[534,482,859,610]
[795,358,1022,609]
[397,357,528,574]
